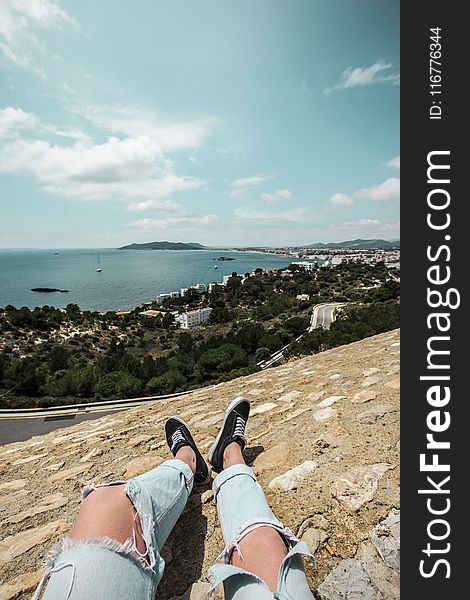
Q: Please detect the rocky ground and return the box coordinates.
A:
[0,329,400,600]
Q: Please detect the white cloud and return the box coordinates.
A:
[325,60,400,94]
[228,173,273,197]
[0,135,205,202]
[336,218,381,230]
[74,104,215,153]
[261,189,294,205]
[386,156,400,170]
[0,106,38,137]
[0,0,78,76]
[329,192,353,206]
[355,177,400,201]
[131,214,218,230]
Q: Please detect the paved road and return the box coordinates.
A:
[309,303,343,332]
[0,409,125,445]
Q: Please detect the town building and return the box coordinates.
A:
[176,307,213,329]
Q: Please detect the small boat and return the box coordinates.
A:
[96,254,103,272]
[214,265,218,269]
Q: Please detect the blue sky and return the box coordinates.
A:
[0,0,399,248]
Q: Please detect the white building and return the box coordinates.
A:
[296,293,310,301]
[291,261,316,272]
[176,307,213,329]
[155,293,172,304]
[192,283,207,294]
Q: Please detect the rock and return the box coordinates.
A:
[316,423,349,447]
[0,520,68,565]
[80,448,103,463]
[357,404,397,424]
[317,558,380,600]
[251,402,278,415]
[362,368,380,376]
[0,489,30,510]
[12,452,48,466]
[179,581,212,600]
[356,540,400,599]
[0,569,43,600]
[361,376,380,387]
[201,490,214,504]
[122,455,164,478]
[317,395,345,408]
[48,463,93,484]
[298,513,330,538]
[190,413,224,428]
[246,388,264,397]
[329,373,342,380]
[5,493,68,525]
[369,509,400,572]
[384,378,400,390]
[0,480,28,493]
[331,464,395,511]
[351,390,377,404]
[253,442,292,474]
[44,461,65,471]
[307,391,324,402]
[278,390,302,403]
[313,407,338,421]
[301,527,328,552]
[127,434,153,448]
[282,407,312,423]
[268,460,318,491]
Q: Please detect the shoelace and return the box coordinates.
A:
[170,429,186,452]
[233,415,246,438]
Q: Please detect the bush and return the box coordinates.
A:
[95,371,143,398]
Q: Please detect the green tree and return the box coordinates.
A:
[195,344,247,381]
[146,370,187,395]
[95,371,143,398]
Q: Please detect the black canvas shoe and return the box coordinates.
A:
[208,397,251,473]
[165,417,210,485]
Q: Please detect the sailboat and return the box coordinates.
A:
[96,254,103,272]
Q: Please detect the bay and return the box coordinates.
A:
[0,248,295,311]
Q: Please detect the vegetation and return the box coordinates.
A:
[0,262,399,409]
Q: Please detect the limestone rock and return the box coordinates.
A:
[317,558,380,600]
[5,493,68,525]
[0,489,30,509]
[268,460,318,491]
[307,391,324,402]
[80,448,103,463]
[357,404,397,424]
[313,407,338,421]
[0,480,28,493]
[278,390,302,403]
[361,376,380,388]
[122,455,164,478]
[369,509,400,572]
[253,442,291,474]
[12,452,48,466]
[44,461,65,471]
[384,378,400,390]
[317,396,345,408]
[251,402,278,415]
[281,407,312,423]
[362,368,380,376]
[201,490,214,504]
[0,569,43,600]
[48,463,93,484]
[301,527,328,552]
[356,540,400,599]
[331,464,395,511]
[128,434,153,448]
[0,520,68,565]
[351,390,377,404]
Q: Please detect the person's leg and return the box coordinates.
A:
[223,442,287,592]
[35,419,208,600]
[207,397,315,599]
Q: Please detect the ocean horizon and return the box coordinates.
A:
[0,248,296,312]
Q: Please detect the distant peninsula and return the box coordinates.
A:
[118,241,206,251]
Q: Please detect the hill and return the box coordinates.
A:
[0,330,400,600]
[306,239,400,250]
[118,241,206,250]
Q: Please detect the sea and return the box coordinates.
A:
[0,248,296,312]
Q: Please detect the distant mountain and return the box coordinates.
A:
[118,241,206,251]
[304,239,400,250]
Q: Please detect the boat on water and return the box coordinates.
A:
[96,254,103,272]
[214,265,218,269]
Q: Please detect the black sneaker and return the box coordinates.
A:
[208,397,250,473]
[165,417,210,485]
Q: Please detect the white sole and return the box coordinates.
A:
[207,396,250,467]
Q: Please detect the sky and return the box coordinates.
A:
[0,0,399,248]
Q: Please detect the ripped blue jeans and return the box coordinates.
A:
[34,461,314,599]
